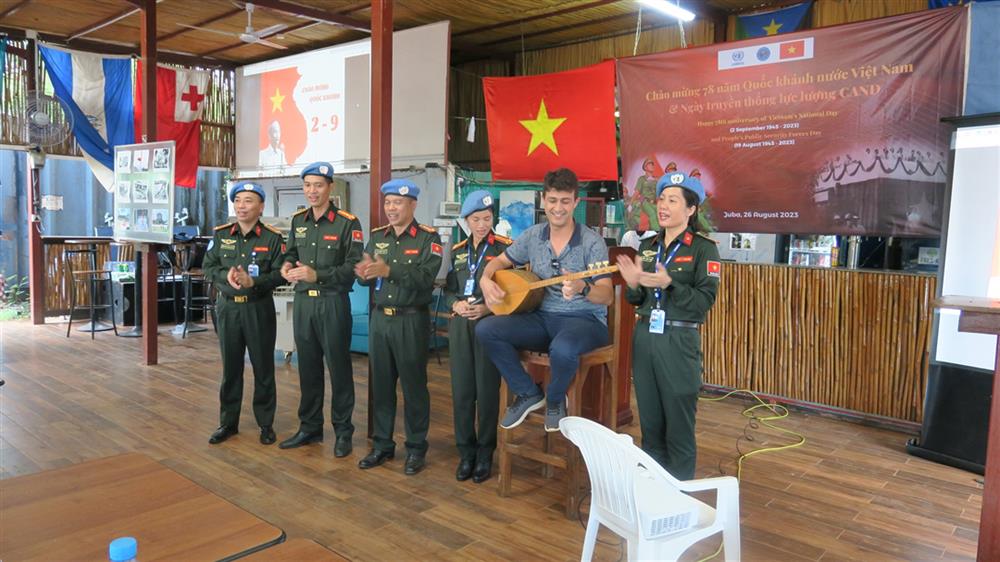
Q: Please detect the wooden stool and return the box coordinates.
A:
[496,288,622,518]
[181,271,216,338]
[65,248,118,339]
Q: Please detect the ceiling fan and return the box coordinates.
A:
[178,3,288,49]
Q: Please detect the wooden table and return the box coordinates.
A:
[241,538,350,561]
[935,296,1000,561]
[0,453,284,561]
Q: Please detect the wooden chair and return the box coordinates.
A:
[65,247,118,339]
[496,285,623,518]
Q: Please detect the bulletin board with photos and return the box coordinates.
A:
[113,141,176,244]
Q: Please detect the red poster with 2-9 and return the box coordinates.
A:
[618,7,967,236]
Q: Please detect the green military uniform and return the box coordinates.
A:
[202,220,286,430]
[628,174,660,231]
[444,231,511,465]
[359,220,443,456]
[284,204,364,438]
[626,228,721,479]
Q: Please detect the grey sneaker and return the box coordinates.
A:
[544,400,567,432]
[500,390,545,429]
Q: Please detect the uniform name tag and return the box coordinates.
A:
[253,246,269,252]
[404,249,420,255]
[649,309,666,334]
[323,235,338,241]
[674,255,693,263]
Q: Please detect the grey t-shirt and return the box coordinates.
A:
[504,221,611,324]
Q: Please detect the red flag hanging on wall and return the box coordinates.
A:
[484,60,618,182]
[135,63,210,188]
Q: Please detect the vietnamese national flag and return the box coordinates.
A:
[780,40,807,59]
[135,62,209,188]
[259,67,307,166]
[484,60,617,182]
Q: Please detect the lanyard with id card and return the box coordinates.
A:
[649,240,681,334]
[463,242,489,296]
[248,251,260,277]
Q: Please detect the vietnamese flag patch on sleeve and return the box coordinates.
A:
[707,260,721,277]
[431,243,442,256]
[352,230,363,243]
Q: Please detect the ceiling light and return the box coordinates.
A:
[638,0,696,22]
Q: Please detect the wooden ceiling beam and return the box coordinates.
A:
[479,10,636,47]
[453,0,618,38]
[0,0,32,21]
[248,0,370,33]
[68,6,142,41]
[158,7,243,42]
[0,24,236,68]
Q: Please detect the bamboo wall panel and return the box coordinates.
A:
[44,242,114,313]
[702,264,936,423]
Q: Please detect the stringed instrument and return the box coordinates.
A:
[487,262,619,316]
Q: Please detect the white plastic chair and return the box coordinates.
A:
[559,416,741,561]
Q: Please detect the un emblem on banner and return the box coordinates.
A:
[732,51,744,63]
[756,47,771,62]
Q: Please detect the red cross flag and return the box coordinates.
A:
[135,63,211,188]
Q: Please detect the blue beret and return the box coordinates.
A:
[229,181,265,203]
[380,178,420,200]
[300,161,334,181]
[656,172,705,203]
[460,190,494,218]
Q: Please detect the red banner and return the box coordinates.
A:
[618,7,967,236]
[484,61,618,182]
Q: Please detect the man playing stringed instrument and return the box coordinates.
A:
[477,168,615,432]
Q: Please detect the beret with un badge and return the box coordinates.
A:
[380,178,421,200]
[656,171,705,203]
[229,181,265,202]
[460,190,494,218]
[300,161,335,182]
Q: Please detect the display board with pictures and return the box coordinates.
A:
[113,141,176,244]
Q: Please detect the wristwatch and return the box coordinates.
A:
[581,279,592,297]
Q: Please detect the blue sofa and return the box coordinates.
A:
[349,281,369,354]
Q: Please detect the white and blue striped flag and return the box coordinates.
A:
[39,44,134,191]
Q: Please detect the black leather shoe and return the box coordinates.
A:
[455,458,474,481]
[333,436,353,458]
[278,430,323,449]
[472,459,493,484]
[404,454,426,476]
[358,449,394,469]
[208,426,238,445]
[259,426,276,445]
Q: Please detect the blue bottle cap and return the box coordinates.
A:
[109,537,137,561]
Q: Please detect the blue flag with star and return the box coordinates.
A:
[735,1,811,39]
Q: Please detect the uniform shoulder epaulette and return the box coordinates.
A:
[292,208,309,217]
[262,223,283,235]
[372,225,390,232]
[419,224,437,233]
[452,239,468,251]
[493,234,513,245]
[696,232,719,244]
[214,222,233,231]
[337,209,357,221]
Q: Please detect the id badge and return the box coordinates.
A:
[649,309,666,334]
[464,278,476,296]
[247,263,260,278]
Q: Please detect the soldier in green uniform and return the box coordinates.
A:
[616,171,721,480]
[354,179,443,476]
[445,190,511,484]
[627,157,661,231]
[278,162,364,458]
[203,182,286,446]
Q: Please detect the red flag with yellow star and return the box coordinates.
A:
[483,61,617,181]
[259,67,307,167]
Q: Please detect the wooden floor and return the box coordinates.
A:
[0,319,982,561]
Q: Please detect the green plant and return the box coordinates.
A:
[0,274,30,321]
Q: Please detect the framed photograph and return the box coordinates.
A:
[133,149,150,172]
[133,181,149,204]
[152,180,169,204]
[151,209,170,233]
[116,207,131,229]
[133,209,149,232]
[116,181,131,203]
[152,147,170,171]
[115,151,132,173]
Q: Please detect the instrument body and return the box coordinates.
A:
[487,264,619,316]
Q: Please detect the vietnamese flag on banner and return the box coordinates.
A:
[135,62,210,188]
[259,67,307,166]
[483,60,617,182]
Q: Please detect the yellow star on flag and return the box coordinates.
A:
[270,88,286,112]
[519,99,567,156]
[763,18,783,36]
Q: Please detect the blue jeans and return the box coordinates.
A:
[475,311,609,404]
